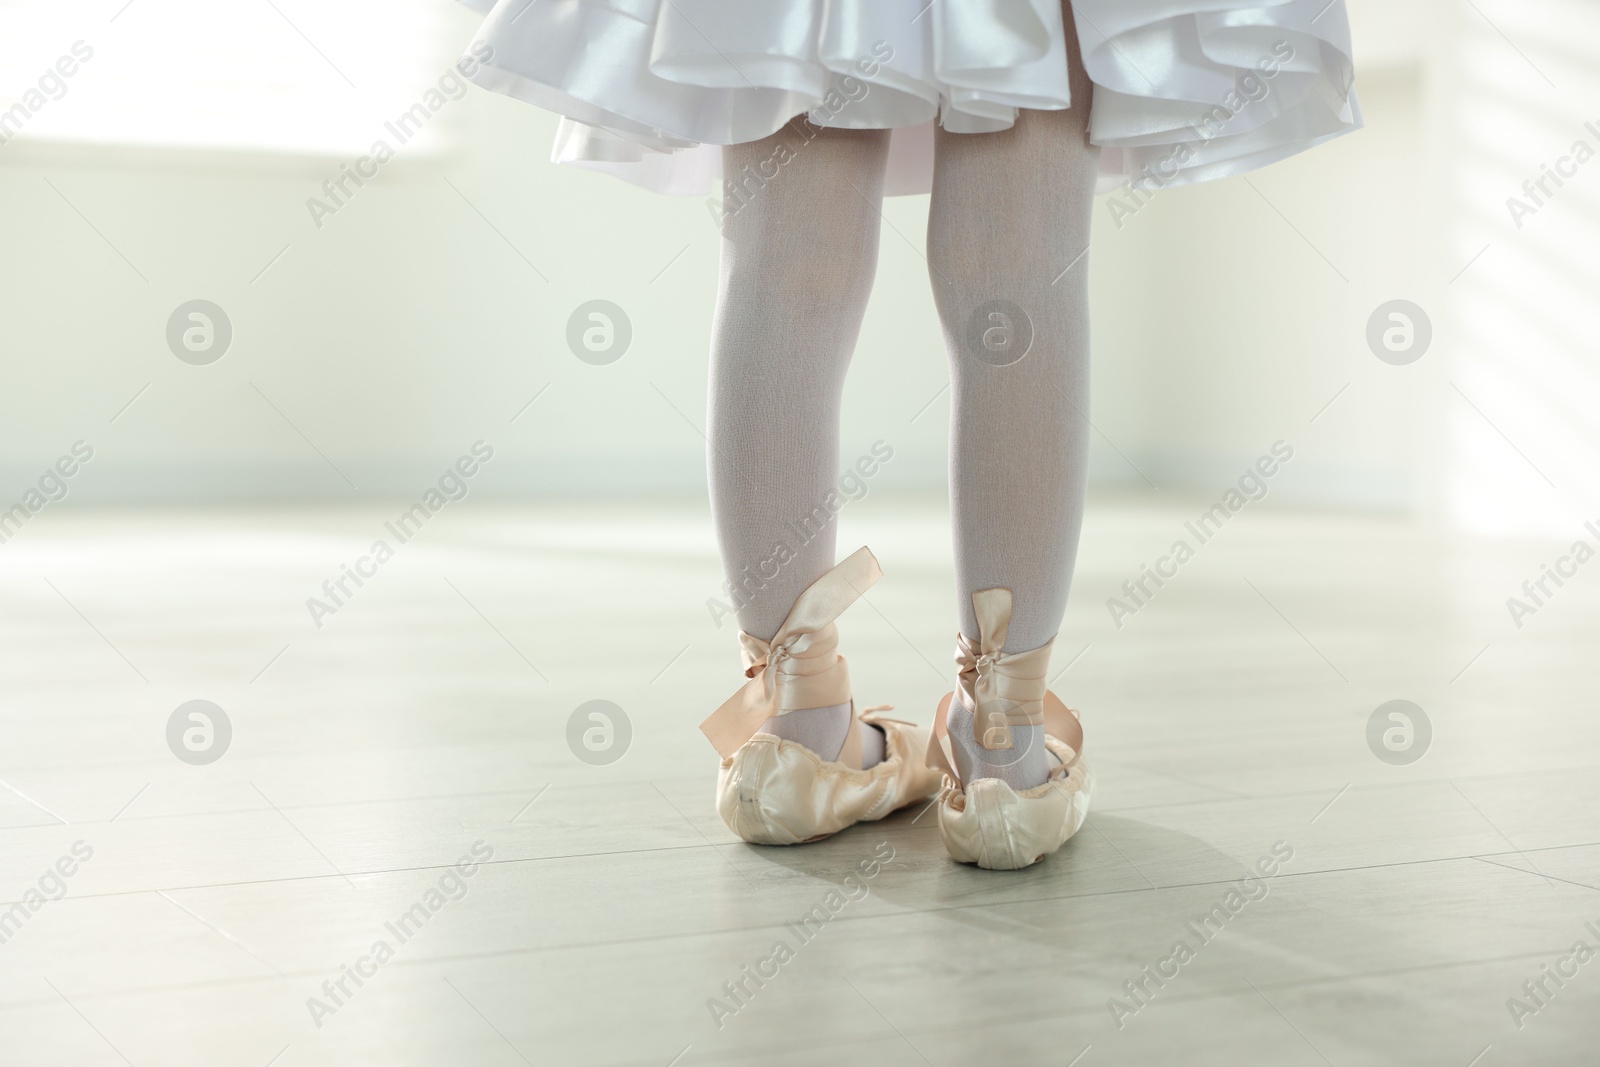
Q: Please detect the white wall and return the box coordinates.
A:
[2,0,1593,535]
[1441,0,1600,535]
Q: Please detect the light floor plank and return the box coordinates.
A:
[1,500,1596,1063]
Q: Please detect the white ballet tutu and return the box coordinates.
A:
[455,0,1359,196]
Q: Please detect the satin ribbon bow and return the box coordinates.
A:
[957,587,1052,751]
[927,586,1083,786]
[699,546,882,759]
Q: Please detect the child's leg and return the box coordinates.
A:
[927,9,1100,789]
[708,121,892,765]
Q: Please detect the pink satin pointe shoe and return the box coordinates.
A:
[699,547,942,845]
[927,588,1094,870]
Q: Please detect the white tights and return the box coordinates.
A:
[709,8,1099,786]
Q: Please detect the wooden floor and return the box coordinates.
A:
[2,498,1597,1066]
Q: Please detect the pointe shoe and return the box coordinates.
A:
[927,588,1093,870]
[699,547,942,845]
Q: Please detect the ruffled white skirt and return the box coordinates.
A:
[456,0,1359,196]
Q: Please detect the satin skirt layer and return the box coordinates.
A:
[456,0,1359,195]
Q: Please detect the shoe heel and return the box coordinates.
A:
[717,736,841,845]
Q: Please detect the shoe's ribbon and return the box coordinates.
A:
[959,587,1051,751]
[926,688,1084,787]
[699,546,882,759]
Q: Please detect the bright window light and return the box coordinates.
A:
[0,0,463,156]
